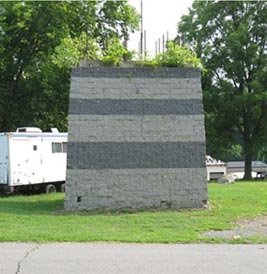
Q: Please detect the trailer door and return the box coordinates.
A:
[0,135,9,185]
[10,137,43,185]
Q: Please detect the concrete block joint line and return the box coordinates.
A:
[65,66,207,210]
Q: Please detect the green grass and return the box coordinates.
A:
[0,181,267,243]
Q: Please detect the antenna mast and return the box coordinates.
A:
[140,0,143,58]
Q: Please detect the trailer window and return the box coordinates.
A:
[52,142,62,153]
[62,142,67,153]
[33,145,37,151]
[52,142,67,153]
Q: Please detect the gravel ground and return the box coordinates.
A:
[202,215,267,239]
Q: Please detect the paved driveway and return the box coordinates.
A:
[1,243,267,274]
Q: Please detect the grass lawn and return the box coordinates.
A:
[0,181,267,243]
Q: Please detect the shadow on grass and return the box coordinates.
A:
[0,198,64,216]
[0,194,196,217]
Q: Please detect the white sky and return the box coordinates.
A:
[128,0,194,56]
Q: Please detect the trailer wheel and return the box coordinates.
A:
[60,183,65,193]
[46,184,56,194]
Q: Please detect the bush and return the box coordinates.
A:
[137,42,203,69]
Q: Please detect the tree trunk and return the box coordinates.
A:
[243,113,253,180]
[243,148,252,180]
[243,127,252,180]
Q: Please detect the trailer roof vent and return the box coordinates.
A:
[16,127,42,133]
[51,128,59,133]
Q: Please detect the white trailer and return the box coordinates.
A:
[0,127,67,194]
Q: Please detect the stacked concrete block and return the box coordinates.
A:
[65,67,207,210]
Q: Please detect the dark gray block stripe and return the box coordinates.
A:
[67,142,206,169]
[72,67,200,78]
[69,99,203,115]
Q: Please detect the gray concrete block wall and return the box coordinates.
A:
[65,67,207,210]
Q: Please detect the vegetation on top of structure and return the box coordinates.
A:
[88,41,203,69]
[136,42,203,69]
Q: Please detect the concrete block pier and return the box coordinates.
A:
[65,67,207,210]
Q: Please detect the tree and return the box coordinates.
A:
[178,1,267,179]
[97,0,139,52]
[0,1,86,131]
[0,1,139,132]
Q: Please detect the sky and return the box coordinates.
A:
[128,0,194,56]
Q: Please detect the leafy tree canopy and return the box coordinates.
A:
[0,0,139,131]
[178,0,267,179]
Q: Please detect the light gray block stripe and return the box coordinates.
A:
[65,168,208,210]
[68,115,205,143]
[67,141,206,170]
[71,67,200,78]
[66,168,208,189]
[68,98,204,115]
[70,77,202,100]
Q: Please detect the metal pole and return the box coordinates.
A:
[140,0,143,57]
[162,34,165,53]
[144,30,147,53]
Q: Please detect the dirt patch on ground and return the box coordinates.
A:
[202,215,267,239]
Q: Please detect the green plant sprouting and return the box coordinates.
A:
[136,41,203,69]
[100,40,203,68]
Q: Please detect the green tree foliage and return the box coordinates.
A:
[155,42,202,68]
[97,0,139,51]
[178,1,267,179]
[0,1,73,131]
[136,42,202,68]
[101,37,129,66]
[0,0,139,132]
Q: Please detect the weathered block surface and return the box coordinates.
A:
[65,67,207,210]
